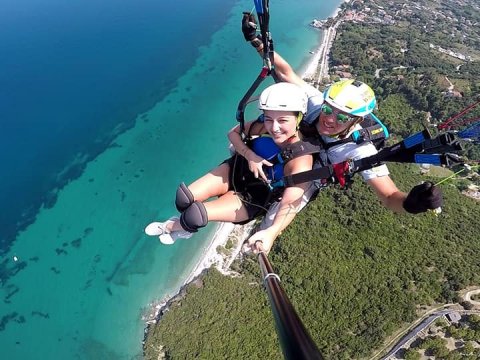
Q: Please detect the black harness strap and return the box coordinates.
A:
[280,138,322,162]
[283,130,464,187]
[236,70,271,137]
[283,166,335,187]
[255,0,278,81]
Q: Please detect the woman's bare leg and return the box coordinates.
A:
[168,162,249,231]
[203,191,251,223]
[187,163,230,201]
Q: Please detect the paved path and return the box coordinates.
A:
[316,22,340,83]
[380,309,480,359]
[465,289,480,306]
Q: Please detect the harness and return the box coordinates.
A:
[271,113,390,187]
[244,117,322,189]
[282,129,464,188]
[274,109,465,188]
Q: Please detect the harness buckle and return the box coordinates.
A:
[281,148,294,161]
[346,159,356,175]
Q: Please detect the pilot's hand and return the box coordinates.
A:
[403,181,443,214]
[241,12,257,41]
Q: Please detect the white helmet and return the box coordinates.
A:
[258,82,308,114]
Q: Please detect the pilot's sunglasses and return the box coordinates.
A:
[321,104,356,123]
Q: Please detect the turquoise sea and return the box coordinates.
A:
[0,0,343,358]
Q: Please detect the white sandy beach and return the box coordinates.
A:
[302,26,335,81]
[302,0,348,81]
[183,222,235,285]
[184,219,257,285]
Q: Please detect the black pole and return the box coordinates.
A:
[257,250,323,360]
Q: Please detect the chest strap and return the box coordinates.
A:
[279,138,322,163]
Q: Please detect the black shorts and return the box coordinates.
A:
[222,154,281,224]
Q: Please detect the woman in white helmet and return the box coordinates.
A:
[145,82,315,252]
[242,17,443,220]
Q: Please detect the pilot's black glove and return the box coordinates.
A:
[242,12,257,41]
[403,181,443,214]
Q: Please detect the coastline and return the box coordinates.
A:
[183,221,237,285]
[301,0,347,82]
[142,220,256,326]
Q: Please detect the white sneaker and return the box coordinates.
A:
[145,217,178,236]
[144,217,193,245]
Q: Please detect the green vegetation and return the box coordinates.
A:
[418,336,450,358]
[145,165,480,359]
[411,322,480,359]
[447,315,480,342]
[404,349,421,360]
[144,270,281,360]
[434,318,448,328]
[331,0,480,162]
[144,0,480,358]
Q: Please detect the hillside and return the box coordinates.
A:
[144,165,480,359]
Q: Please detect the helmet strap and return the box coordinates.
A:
[285,129,300,144]
[329,117,363,139]
[296,112,304,129]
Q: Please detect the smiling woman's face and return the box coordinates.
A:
[263,110,297,145]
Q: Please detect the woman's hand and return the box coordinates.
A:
[246,229,276,254]
[245,151,273,182]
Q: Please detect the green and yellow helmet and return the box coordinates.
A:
[323,79,376,117]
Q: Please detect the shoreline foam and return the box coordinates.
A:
[185,220,257,284]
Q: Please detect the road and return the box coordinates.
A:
[380,308,480,359]
[465,289,480,306]
[315,21,340,84]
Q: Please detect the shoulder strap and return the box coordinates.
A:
[279,137,322,163]
[283,165,335,187]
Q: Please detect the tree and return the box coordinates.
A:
[460,301,475,310]
[404,348,421,360]
[462,341,475,356]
